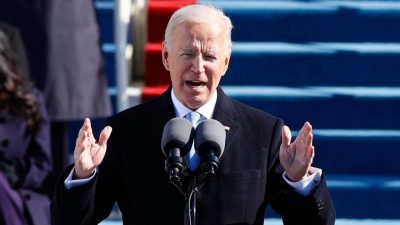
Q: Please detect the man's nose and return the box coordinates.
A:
[191,55,205,73]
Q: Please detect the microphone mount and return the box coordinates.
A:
[165,147,186,195]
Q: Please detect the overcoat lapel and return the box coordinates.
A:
[148,87,177,132]
[213,87,240,154]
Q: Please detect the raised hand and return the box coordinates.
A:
[73,118,112,179]
[279,122,315,182]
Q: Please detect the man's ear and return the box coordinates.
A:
[162,43,170,71]
[221,50,231,76]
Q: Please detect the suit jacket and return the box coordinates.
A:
[0,88,52,225]
[52,87,335,225]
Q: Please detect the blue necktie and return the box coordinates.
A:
[186,111,201,171]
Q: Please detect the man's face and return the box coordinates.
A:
[162,22,231,110]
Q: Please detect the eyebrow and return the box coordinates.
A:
[181,48,194,52]
[181,46,218,55]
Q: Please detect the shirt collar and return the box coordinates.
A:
[171,88,217,120]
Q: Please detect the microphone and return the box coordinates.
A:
[161,117,194,187]
[194,119,226,176]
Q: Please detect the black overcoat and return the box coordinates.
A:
[52,87,335,225]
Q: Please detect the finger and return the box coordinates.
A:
[305,145,315,168]
[85,118,100,145]
[98,126,112,146]
[310,146,315,160]
[83,118,92,133]
[281,125,292,147]
[78,118,92,138]
[295,122,312,144]
[76,119,88,142]
[305,130,313,148]
[83,131,93,147]
[75,119,92,152]
[301,133,315,157]
[85,118,94,137]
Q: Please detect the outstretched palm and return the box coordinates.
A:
[279,122,315,182]
[73,118,112,179]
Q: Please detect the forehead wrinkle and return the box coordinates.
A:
[181,41,218,54]
[174,22,225,55]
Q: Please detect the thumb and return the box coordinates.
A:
[281,125,292,147]
[98,126,112,146]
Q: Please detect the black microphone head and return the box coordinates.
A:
[194,119,226,158]
[161,117,194,157]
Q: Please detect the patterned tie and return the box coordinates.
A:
[186,111,201,171]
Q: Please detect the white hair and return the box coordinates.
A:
[164,4,233,52]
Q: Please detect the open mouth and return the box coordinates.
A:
[186,80,206,88]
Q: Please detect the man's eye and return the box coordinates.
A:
[182,53,193,56]
[205,55,217,60]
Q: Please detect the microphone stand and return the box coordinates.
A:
[182,173,200,225]
[191,189,197,225]
[186,161,219,225]
[169,170,210,225]
[168,160,220,225]
[186,183,198,225]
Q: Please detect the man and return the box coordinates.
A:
[51,4,335,225]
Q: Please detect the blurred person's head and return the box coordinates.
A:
[162,4,233,110]
[0,29,41,132]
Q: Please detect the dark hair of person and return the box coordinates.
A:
[0,29,41,133]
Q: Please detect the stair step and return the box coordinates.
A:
[313,133,400,175]
[223,42,400,87]
[147,0,197,43]
[102,43,116,87]
[200,0,400,42]
[265,175,400,219]
[327,175,400,218]
[95,1,114,43]
[223,85,400,129]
